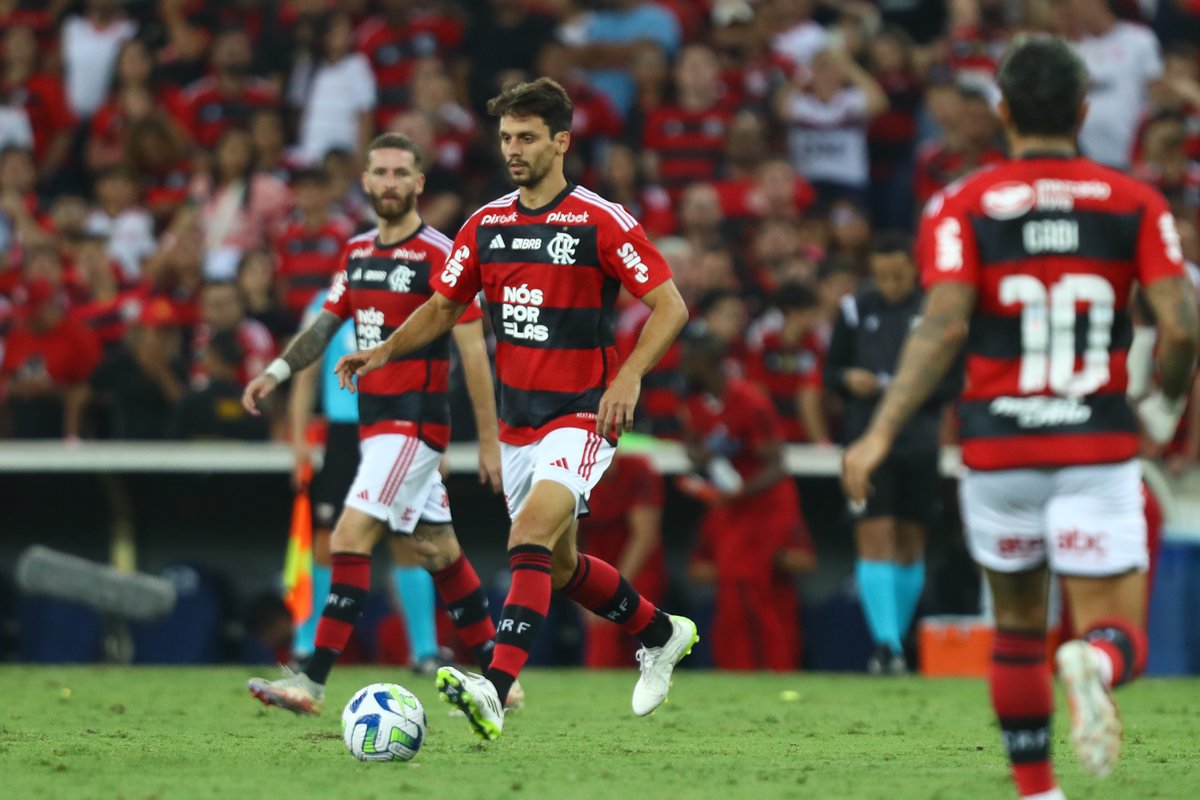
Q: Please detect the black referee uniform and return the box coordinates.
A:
[825,286,962,521]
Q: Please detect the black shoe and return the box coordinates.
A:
[887,651,909,676]
[867,644,891,676]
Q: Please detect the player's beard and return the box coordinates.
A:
[507,153,552,187]
[369,189,415,222]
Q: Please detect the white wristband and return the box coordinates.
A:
[264,358,292,384]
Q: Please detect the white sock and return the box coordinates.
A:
[1023,787,1066,800]
[1088,642,1115,687]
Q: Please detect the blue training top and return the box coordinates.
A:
[303,291,358,424]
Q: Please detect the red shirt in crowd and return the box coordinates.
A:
[2,314,102,388]
[914,140,1007,207]
[275,215,355,321]
[357,10,463,130]
[178,77,279,149]
[744,329,826,443]
[578,453,668,596]
[2,73,75,161]
[643,104,733,199]
[189,318,277,388]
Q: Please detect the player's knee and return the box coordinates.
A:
[330,510,381,554]
[507,516,557,549]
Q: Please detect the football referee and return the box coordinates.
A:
[825,234,962,673]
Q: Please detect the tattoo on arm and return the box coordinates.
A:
[1144,276,1200,400]
[870,283,975,441]
[280,311,342,373]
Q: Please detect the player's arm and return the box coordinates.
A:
[1138,276,1200,442]
[242,310,341,414]
[451,317,503,493]
[797,385,830,444]
[335,292,469,391]
[597,279,689,437]
[842,282,975,502]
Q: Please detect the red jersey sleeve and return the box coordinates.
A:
[431,223,482,303]
[1136,188,1187,287]
[455,295,484,325]
[598,214,672,299]
[918,188,982,290]
[321,267,352,320]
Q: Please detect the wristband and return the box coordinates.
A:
[264,358,292,384]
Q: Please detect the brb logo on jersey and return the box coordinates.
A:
[547,232,579,265]
[388,265,415,293]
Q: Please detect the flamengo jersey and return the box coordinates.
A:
[432,184,672,445]
[323,224,482,449]
[919,155,1186,470]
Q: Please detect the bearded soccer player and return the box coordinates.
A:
[842,37,1199,799]
[336,78,694,740]
[241,133,514,715]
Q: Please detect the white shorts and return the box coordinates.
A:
[501,427,616,520]
[959,459,1147,577]
[343,434,452,534]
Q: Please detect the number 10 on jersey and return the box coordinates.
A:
[1000,274,1115,396]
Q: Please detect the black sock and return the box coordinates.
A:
[636,608,674,649]
[304,556,370,686]
[484,544,552,704]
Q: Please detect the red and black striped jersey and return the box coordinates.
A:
[275,215,355,320]
[432,184,673,446]
[642,104,732,198]
[744,329,825,443]
[323,225,481,449]
[919,155,1187,470]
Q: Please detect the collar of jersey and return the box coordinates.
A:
[375,222,425,250]
[516,182,576,217]
[1015,150,1076,161]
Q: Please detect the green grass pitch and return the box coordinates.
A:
[1,667,1197,800]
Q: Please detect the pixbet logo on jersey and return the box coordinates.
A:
[501,284,547,341]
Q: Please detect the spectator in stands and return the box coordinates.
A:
[357,0,464,132]
[191,280,275,389]
[249,108,295,183]
[1060,0,1163,168]
[180,28,280,150]
[459,0,557,115]
[597,142,675,238]
[140,206,205,323]
[643,44,733,199]
[680,329,817,671]
[571,0,682,118]
[824,234,960,674]
[173,328,270,440]
[1133,111,1200,219]
[1,277,101,439]
[89,295,186,439]
[867,25,922,232]
[1136,42,1200,164]
[123,114,193,227]
[407,59,475,176]
[60,0,136,120]
[236,249,291,342]
[914,79,1005,207]
[711,0,791,114]
[1,25,74,185]
[85,166,155,282]
[777,44,888,207]
[693,288,749,365]
[677,183,729,253]
[576,452,668,668]
[827,198,874,271]
[189,127,292,280]
[321,148,372,229]
[289,10,377,167]
[386,111,465,231]
[745,282,830,444]
[72,231,135,350]
[274,167,353,323]
[0,147,42,279]
[768,0,828,70]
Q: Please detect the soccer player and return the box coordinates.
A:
[336,78,695,740]
[825,234,961,675]
[842,36,1200,799]
[241,133,509,716]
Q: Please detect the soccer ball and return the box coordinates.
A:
[341,683,427,762]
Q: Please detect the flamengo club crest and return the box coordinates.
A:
[388,265,415,292]
[547,232,579,265]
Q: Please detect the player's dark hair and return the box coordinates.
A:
[365,132,423,171]
[487,77,574,136]
[996,34,1087,137]
[777,282,819,312]
[291,166,330,186]
[680,324,729,363]
[870,231,913,258]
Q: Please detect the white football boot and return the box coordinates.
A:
[632,615,699,716]
[437,666,504,740]
[1056,640,1121,777]
[247,666,325,716]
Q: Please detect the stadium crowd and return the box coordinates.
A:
[2,1,1200,670]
